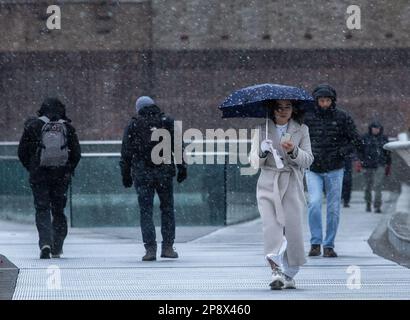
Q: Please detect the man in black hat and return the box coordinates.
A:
[18,98,81,259]
[120,96,187,261]
[304,85,364,258]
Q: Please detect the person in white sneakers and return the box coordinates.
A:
[249,100,314,290]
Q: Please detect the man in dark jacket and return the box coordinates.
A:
[304,84,364,258]
[360,121,391,213]
[120,96,187,261]
[18,98,81,259]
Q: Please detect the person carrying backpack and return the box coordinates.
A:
[120,96,187,261]
[18,98,81,259]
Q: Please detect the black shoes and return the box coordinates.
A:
[323,247,338,258]
[40,245,51,259]
[308,244,321,257]
[142,244,157,261]
[308,245,338,258]
[51,249,63,259]
[343,202,350,208]
[367,203,382,213]
[142,244,179,261]
[161,246,179,259]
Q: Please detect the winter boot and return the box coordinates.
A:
[308,244,321,257]
[366,203,371,212]
[51,243,63,258]
[142,244,157,261]
[51,249,63,259]
[40,245,51,259]
[323,247,338,258]
[161,245,179,259]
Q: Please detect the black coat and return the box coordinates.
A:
[120,105,186,183]
[304,105,364,173]
[362,122,391,168]
[18,117,81,183]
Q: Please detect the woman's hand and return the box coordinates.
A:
[281,140,295,153]
[260,139,273,154]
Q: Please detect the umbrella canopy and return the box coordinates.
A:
[219,83,314,119]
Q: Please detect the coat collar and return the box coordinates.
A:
[267,118,301,135]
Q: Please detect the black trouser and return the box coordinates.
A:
[342,158,353,205]
[134,175,175,247]
[30,175,69,252]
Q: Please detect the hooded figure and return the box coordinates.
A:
[18,98,81,259]
[361,121,391,213]
[362,121,391,169]
[37,98,71,122]
[312,84,337,104]
[120,96,187,261]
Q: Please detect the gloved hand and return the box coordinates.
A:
[260,139,273,156]
[385,164,391,176]
[122,174,133,188]
[353,161,362,173]
[177,166,187,183]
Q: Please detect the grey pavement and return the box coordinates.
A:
[0,191,409,300]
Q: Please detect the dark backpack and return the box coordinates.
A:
[38,116,69,167]
[133,113,169,167]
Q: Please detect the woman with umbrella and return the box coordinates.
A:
[220,84,314,290]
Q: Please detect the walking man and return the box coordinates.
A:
[304,84,364,258]
[18,98,81,259]
[360,121,391,213]
[120,96,187,261]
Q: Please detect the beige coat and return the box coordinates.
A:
[249,118,314,267]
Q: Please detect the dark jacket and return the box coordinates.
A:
[18,100,81,183]
[361,122,391,168]
[120,105,186,183]
[304,98,364,173]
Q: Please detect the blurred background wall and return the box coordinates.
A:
[0,0,409,140]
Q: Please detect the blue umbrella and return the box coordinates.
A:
[219,83,314,138]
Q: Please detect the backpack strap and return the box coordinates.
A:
[39,116,50,123]
[38,116,68,150]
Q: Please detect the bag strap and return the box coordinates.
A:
[39,116,50,123]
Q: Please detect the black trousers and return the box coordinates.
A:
[134,175,175,247]
[30,175,69,251]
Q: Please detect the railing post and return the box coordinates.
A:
[69,180,73,228]
[223,156,227,226]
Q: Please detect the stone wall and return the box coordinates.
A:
[0,0,409,141]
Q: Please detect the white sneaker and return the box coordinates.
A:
[269,268,285,290]
[283,275,296,289]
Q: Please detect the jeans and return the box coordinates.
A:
[135,176,175,247]
[306,168,344,249]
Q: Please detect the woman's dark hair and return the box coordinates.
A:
[268,100,305,125]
